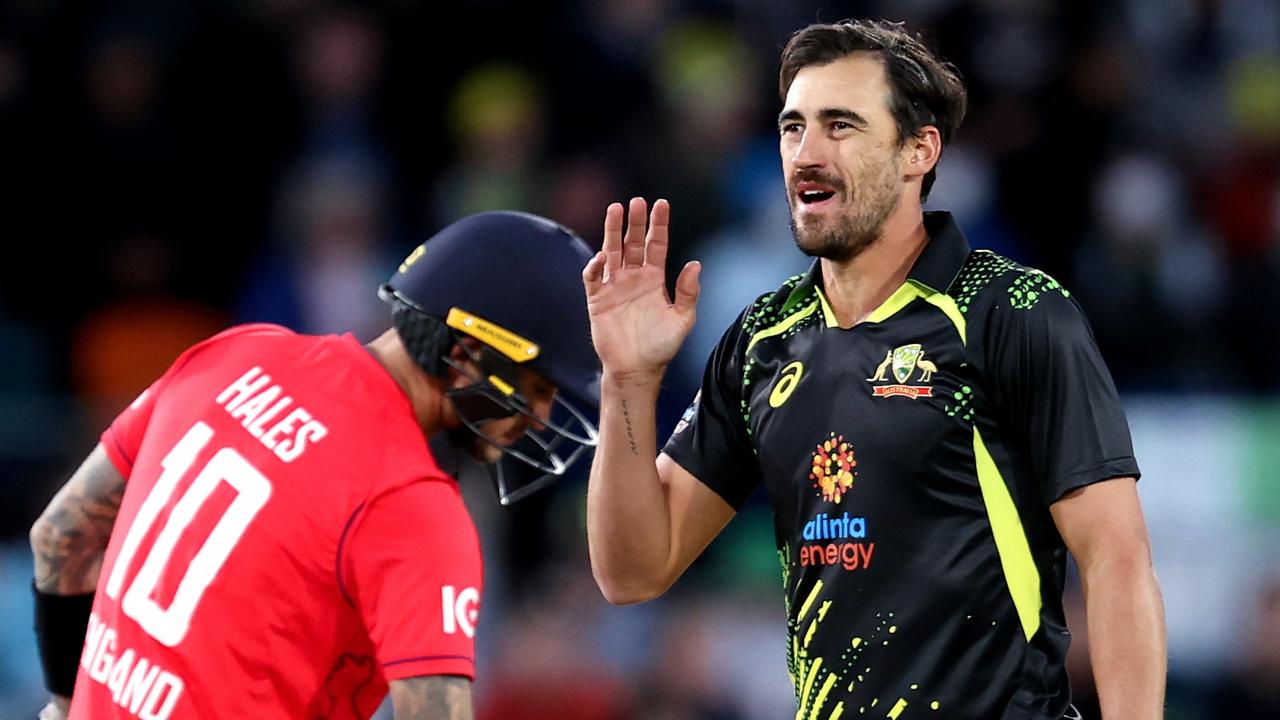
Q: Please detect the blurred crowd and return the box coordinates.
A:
[1,0,1278,718]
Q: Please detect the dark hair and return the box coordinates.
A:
[779,19,967,201]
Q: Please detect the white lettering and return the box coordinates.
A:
[263,408,311,455]
[89,629,116,682]
[106,648,136,703]
[82,614,105,671]
[78,617,185,719]
[228,385,281,424]
[139,672,184,720]
[442,586,456,635]
[246,396,294,439]
[441,585,479,638]
[215,367,271,412]
[215,369,328,462]
[275,419,328,463]
[121,659,160,715]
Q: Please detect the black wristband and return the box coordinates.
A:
[32,583,94,697]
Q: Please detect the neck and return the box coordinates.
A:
[819,197,928,328]
[365,329,451,437]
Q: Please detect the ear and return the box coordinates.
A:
[447,338,483,388]
[903,125,942,180]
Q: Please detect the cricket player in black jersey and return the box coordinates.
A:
[582,19,1166,720]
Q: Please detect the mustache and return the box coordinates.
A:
[789,169,847,195]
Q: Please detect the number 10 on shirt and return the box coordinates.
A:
[104,422,273,647]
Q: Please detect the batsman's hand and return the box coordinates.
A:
[582,198,700,379]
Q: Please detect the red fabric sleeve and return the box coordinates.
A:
[345,479,482,681]
[99,380,162,476]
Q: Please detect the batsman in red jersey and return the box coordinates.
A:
[30,211,601,720]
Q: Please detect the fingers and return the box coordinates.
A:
[602,202,624,273]
[622,196,647,266]
[644,198,670,270]
[673,260,701,316]
[582,251,606,295]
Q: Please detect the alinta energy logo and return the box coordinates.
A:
[800,432,875,572]
[866,343,936,399]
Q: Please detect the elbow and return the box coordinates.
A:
[589,561,670,606]
[29,513,57,558]
[597,582,664,606]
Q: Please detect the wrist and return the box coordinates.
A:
[602,368,666,394]
[601,366,665,389]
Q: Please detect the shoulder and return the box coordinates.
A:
[736,272,820,344]
[948,250,1075,319]
[175,322,300,367]
[364,477,476,546]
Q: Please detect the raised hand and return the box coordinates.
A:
[582,197,701,378]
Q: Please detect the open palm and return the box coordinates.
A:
[582,198,701,376]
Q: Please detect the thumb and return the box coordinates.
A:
[673,260,701,315]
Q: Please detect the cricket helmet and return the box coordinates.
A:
[379,210,600,504]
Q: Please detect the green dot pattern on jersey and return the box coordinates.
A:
[945,385,976,424]
[1007,268,1069,309]
[740,275,809,434]
[949,250,1070,314]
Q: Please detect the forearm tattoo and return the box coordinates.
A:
[620,399,639,456]
[31,447,125,594]
[390,676,473,720]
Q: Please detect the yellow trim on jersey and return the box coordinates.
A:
[446,308,540,362]
[798,579,825,620]
[814,287,839,327]
[922,290,967,344]
[864,282,922,324]
[863,281,967,344]
[747,300,819,353]
[807,674,839,720]
[973,427,1042,641]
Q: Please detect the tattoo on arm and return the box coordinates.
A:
[620,399,639,456]
[31,445,125,594]
[389,676,473,720]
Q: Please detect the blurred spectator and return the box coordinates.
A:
[1203,578,1280,717]
[70,232,225,430]
[433,63,548,221]
[476,565,630,720]
[237,153,394,340]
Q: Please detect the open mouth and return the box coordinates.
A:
[796,181,837,205]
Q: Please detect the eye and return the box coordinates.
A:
[780,122,803,136]
[831,120,852,132]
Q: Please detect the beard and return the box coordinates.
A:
[789,163,901,263]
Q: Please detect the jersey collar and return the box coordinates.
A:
[911,211,971,293]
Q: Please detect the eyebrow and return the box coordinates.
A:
[777,107,870,128]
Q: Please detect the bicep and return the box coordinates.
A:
[389,676,473,720]
[31,444,126,593]
[657,453,736,580]
[1049,477,1152,573]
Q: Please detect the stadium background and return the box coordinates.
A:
[1,0,1277,717]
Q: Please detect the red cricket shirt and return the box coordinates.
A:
[69,324,482,720]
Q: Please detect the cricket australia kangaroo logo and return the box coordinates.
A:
[866,343,936,399]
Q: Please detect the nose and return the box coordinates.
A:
[790,127,827,170]
[529,398,552,432]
